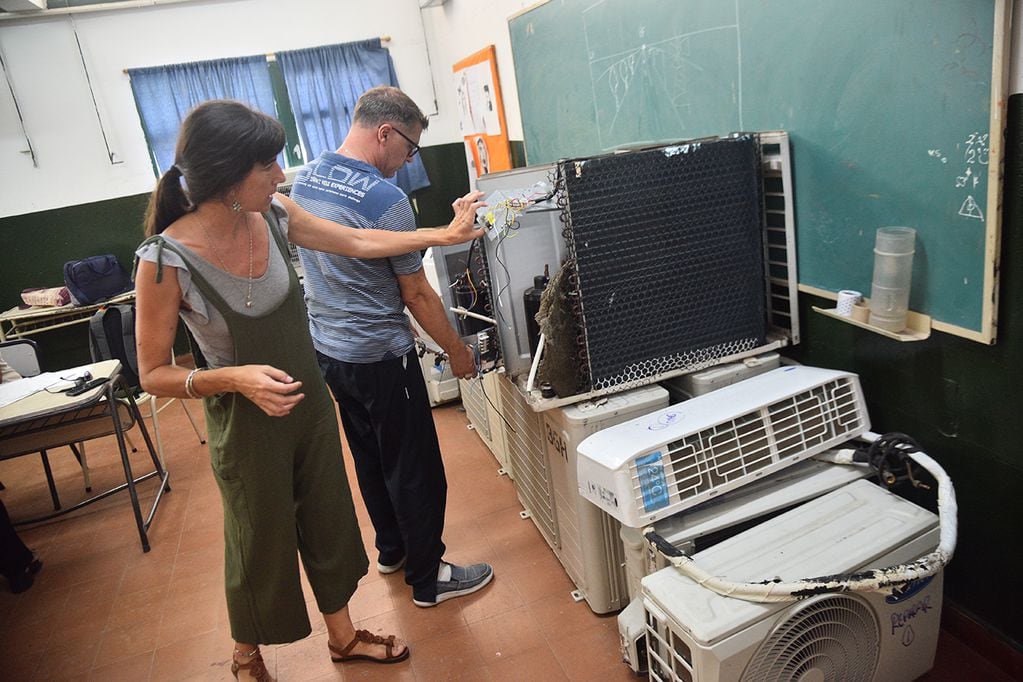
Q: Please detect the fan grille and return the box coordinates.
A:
[741,594,879,682]
[627,376,866,520]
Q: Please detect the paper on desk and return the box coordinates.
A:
[0,372,63,409]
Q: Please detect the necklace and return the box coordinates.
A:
[196,211,255,308]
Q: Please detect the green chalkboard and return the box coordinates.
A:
[509,0,1008,341]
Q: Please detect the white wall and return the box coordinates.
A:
[418,0,538,143]
[0,0,473,217]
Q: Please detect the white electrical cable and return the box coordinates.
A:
[525,333,545,392]
[647,430,957,602]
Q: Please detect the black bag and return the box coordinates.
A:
[63,254,132,306]
[88,304,140,392]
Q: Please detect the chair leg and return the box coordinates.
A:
[39,449,61,511]
[148,396,166,469]
[178,399,207,445]
[68,442,92,493]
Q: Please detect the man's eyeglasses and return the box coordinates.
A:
[390,126,421,160]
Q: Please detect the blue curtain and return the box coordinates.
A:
[128,55,280,175]
[277,39,430,195]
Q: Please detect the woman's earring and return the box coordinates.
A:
[231,200,243,212]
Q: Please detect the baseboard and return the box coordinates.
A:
[942,604,1023,679]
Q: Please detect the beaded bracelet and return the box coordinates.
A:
[184,367,206,399]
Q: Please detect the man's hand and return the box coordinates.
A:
[449,343,477,380]
[445,191,486,244]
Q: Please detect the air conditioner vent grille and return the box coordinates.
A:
[631,377,864,514]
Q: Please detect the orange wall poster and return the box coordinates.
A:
[452,45,511,185]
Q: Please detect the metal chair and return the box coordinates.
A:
[86,307,205,466]
[0,338,41,377]
[0,338,93,505]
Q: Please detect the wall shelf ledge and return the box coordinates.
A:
[812,306,931,342]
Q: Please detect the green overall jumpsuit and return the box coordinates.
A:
[141,213,368,644]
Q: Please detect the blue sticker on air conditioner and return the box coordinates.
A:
[886,576,935,604]
[637,451,669,512]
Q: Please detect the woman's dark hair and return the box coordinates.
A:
[144,100,285,236]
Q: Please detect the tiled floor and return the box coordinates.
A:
[0,395,1015,681]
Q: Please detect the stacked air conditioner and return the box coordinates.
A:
[575,365,944,680]
[540,384,668,613]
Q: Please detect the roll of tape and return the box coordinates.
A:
[836,290,862,317]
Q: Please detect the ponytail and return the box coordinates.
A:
[144,164,191,236]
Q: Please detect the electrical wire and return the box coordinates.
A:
[646,430,957,602]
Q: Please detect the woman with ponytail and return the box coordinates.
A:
[134,100,483,680]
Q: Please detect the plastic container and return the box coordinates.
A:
[868,226,916,332]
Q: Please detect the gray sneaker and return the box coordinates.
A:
[413,561,494,607]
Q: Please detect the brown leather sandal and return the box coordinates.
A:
[329,629,410,664]
[231,648,272,681]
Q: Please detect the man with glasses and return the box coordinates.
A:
[290,86,494,608]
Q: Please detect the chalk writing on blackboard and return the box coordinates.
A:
[583,3,740,151]
[929,132,989,222]
[959,196,984,221]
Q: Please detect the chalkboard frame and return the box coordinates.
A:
[508,0,1011,344]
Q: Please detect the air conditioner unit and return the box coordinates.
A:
[617,457,868,674]
[475,131,799,410]
[459,372,507,470]
[0,0,47,11]
[660,352,780,403]
[542,384,668,613]
[495,372,557,542]
[642,479,943,682]
[277,166,302,195]
[577,365,870,527]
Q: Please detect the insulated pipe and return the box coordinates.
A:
[646,431,958,603]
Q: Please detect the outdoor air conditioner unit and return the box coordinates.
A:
[459,372,507,469]
[277,166,302,195]
[496,372,556,541]
[642,479,943,682]
[542,384,668,613]
[576,365,870,528]
[617,457,869,674]
[0,0,47,11]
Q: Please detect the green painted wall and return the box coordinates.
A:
[0,194,151,369]
[784,95,1023,647]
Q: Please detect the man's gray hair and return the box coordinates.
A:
[353,86,429,130]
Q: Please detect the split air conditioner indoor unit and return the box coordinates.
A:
[576,365,870,528]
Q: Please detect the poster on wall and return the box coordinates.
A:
[452,45,511,185]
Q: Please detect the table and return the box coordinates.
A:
[0,291,135,341]
[0,359,170,551]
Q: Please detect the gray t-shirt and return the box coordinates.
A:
[134,200,291,368]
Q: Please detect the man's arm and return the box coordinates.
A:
[398,269,477,379]
[278,191,485,257]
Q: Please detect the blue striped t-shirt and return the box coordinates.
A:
[291,152,422,363]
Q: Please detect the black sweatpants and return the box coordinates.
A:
[317,349,448,602]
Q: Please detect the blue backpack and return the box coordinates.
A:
[63,254,132,306]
